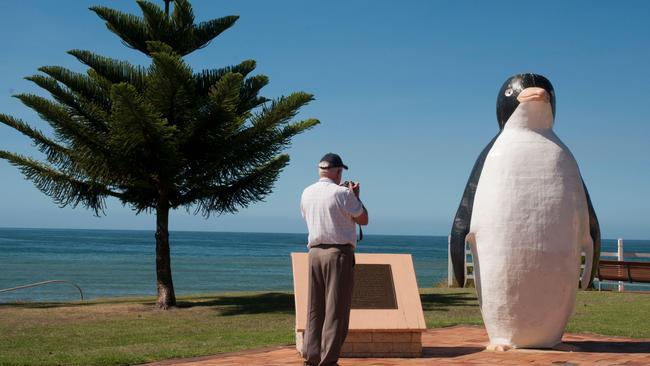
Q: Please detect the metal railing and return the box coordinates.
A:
[599,238,650,292]
[446,235,475,287]
[447,237,650,290]
[0,280,84,301]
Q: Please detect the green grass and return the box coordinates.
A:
[0,292,295,366]
[420,288,650,338]
[0,289,648,366]
[568,290,650,338]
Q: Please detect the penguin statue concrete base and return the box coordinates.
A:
[451,74,600,349]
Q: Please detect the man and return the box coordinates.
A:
[300,153,369,366]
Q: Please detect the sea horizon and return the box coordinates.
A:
[1,225,648,241]
[1,227,648,303]
[0,225,438,238]
[0,228,452,303]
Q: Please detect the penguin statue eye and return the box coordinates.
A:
[504,88,513,97]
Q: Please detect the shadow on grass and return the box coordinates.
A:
[0,292,296,314]
[0,300,110,309]
[420,292,478,312]
[2,291,478,314]
[173,292,296,316]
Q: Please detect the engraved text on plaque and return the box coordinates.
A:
[351,264,398,309]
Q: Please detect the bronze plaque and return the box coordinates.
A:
[351,264,398,309]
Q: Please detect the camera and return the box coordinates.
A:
[340,181,354,187]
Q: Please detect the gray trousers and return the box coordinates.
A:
[302,244,355,366]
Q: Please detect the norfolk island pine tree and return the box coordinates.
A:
[0,0,319,309]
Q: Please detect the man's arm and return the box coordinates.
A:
[349,182,368,225]
[353,205,368,225]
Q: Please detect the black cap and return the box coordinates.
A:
[319,153,348,170]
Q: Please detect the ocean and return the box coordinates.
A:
[0,228,648,302]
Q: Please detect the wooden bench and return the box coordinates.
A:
[597,260,650,290]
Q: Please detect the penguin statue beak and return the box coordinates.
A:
[517,87,550,103]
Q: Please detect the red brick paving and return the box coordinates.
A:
[143,326,650,366]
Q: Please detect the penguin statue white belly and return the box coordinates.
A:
[467,87,594,349]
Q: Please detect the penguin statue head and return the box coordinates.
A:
[496,73,556,130]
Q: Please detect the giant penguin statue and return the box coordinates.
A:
[449,73,601,349]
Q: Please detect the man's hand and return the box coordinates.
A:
[348,181,360,198]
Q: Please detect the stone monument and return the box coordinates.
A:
[291,253,426,357]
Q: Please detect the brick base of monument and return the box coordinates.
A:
[295,330,423,358]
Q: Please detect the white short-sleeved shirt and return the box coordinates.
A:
[301,178,364,248]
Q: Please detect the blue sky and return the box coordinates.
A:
[1,1,649,238]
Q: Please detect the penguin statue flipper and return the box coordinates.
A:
[449,133,500,287]
[582,179,601,288]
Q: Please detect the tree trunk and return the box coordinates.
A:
[164,0,172,16]
[155,196,176,309]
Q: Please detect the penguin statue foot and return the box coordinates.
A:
[486,344,512,352]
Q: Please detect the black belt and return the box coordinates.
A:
[316,244,353,249]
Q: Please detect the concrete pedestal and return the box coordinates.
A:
[296,330,422,358]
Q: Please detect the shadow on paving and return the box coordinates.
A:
[564,341,650,353]
[419,292,478,311]
[421,346,484,358]
[174,292,296,316]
